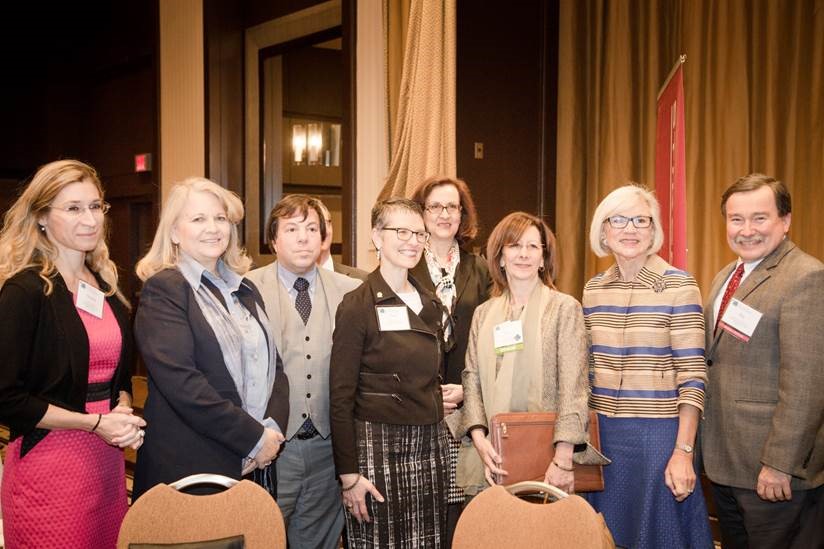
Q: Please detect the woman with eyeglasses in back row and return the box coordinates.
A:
[330,198,450,548]
[409,176,491,546]
[0,160,144,548]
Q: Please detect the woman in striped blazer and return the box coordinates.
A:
[582,184,713,549]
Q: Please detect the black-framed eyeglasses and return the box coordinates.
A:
[381,227,430,243]
[50,201,111,217]
[604,215,653,229]
[424,203,462,216]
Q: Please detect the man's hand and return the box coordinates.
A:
[253,428,285,469]
[757,465,792,501]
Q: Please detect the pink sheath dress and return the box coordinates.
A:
[2,299,128,548]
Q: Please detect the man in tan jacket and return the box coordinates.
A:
[702,174,824,549]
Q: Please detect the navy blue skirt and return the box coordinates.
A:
[585,415,713,549]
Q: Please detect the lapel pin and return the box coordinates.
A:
[377,291,383,298]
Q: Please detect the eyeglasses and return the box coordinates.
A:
[50,201,111,217]
[424,203,462,216]
[504,242,544,253]
[604,215,653,229]
[381,227,430,243]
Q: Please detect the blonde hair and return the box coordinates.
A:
[589,184,664,258]
[0,159,124,302]
[136,177,251,281]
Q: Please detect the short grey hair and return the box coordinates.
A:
[589,184,664,258]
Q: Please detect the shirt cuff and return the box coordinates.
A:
[246,417,282,459]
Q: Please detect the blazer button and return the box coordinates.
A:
[307,374,312,380]
[306,354,311,359]
[305,336,310,342]
[706,359,713,366]
[306,393,311,398]
[302,413,307,418]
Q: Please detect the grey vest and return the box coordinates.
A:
[277,278,333,439]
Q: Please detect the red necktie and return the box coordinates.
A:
[715,263,745,332]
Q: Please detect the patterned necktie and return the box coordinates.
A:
[293,277,311,325]
[715,263,745,332]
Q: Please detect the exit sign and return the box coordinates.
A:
[134,153,153,173]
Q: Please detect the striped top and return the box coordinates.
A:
[582,254,707,418]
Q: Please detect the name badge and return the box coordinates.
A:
[76,280,105,319]
[719,298,762,342]
[493,319,524,355]
[376,305,411,331]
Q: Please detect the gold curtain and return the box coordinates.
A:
[556,0,824,298]
[380,0,457,199]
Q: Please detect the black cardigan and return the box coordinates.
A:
[0,268,134,457]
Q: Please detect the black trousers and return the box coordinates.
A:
[711,482,824,549]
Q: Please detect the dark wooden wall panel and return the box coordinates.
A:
[456,0,558,248]
[0,1,159,309]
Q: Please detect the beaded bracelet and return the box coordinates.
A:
[341,473,362,492]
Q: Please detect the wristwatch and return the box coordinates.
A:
[675,442,694,454]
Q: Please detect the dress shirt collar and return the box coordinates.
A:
[277,262,318,293]
[177,251,242,292]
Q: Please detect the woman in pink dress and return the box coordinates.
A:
[0,159,146,548]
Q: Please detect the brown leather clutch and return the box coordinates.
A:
[490,410,605,492]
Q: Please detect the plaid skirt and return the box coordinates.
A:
[345,419,450,548]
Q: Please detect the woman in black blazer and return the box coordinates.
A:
[132,177,288,499]
[0,159,144,548]
[410,176,491,545]
[330,198,449,548]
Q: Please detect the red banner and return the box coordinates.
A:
[655,56,687,269]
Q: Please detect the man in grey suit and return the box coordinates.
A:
[316,199,369,281]
[248,194,361,549]
[703,174,824,549]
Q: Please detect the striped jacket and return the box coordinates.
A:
[582,254,707,418]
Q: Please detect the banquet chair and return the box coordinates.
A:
[452,481,615,549]
[118,473,285,549]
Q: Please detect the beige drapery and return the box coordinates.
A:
[555,0,824,298]
[379,0,456,200]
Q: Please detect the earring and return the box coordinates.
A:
[539,265,545,272]
[38,224,46,233]
[376,248,381,261]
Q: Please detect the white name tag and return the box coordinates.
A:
[719,298,762,342]
[76,280,105,319]
[376,305,411,331]
[493,319,524,355]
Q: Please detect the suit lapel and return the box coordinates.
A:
[262,261,284,352]
[453,248,473,303]
[410,258,436,292]
[316,267,341,331]
[706,239,795,358]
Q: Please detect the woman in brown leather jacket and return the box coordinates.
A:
[330,197,449,548]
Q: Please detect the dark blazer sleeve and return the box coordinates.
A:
[134,271,264,457]
[0,280,49,433]
[329,289,368,474]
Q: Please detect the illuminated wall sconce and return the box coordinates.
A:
[307,123,323,165]
[292,124,307,164]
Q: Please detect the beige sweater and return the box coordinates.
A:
[457,289,591,446]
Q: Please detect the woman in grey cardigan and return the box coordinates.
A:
[459,211,601,495]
